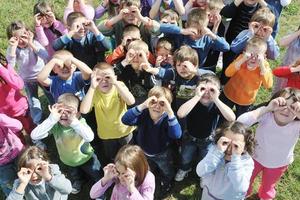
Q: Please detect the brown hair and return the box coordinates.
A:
[187,8,208,28]
[6,21,27,39]
[148,86,173,103]
[250,7,276,27]
[160,9,179,22]
[291,58,300,68]
[57,93,80,111]
[198,73,221,90]
[114,145,149,187]
[66,11,85,27]
[93,62,114,70]
[208,0,224,11]
[246,37,267,53]
[122,24,141,37]
[33,0,53,15]
[173,45,199,67]
[271,87,300,103]
[18,146,49,171]
[156,37,174,53]
[119,0,140,9]
[214,121,256,156]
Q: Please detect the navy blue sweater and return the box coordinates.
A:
[122,107,182,155]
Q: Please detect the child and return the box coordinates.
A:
[31,93,101,194]
[221,37,273,117]
[37,50,92,102]
[0,114,24,197]
[273,59,300,90]
[90,145,155,199]
[231,7,279,60]
[174,74,236,182]
[6,21,50,126]
[80,62,136,162]
[149,0,185,19]
[196,121,255,200]
[0,52,33,136]
[237,87,300,200]
[122,86,182,194]
[154,37,174,73]
[34,1,68,58]
[157,8,230,67]
[53,12,110,68]
[6,146,72,200]
[115,40,156,104]
[64,0,95,22]
[95,0,120,20]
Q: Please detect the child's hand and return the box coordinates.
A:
[180,28,197,37]
[140,96,158,110]
[18,168,33,185]
[69,22,82,36]
[290,65,300,73]
[267,97,287,112]
[217,136,231,152]
[27,31,34,45]
[231,141,245,156]
[105,72,118,85]
[103,164,118,182]
[208,84,220,102]
[242,51,252,61]
[48,103,64,119]
[122,168,136,193]
[130,6,143,20]
[84,20,98,33]
[155,55,164,67]
[9,37,19,48]
[202,27,217,40]
[288,101,300,118]
[195,84,206,98]
[158,96,174,116]
[35,161,52,181]
[119,8,131,19]
[249,22,260,35]
[182,61,197,75]
[34,13,42,26]
[166,55,174,66]
[46,11,56,23]
[124,49,136,65]
[141,62,154,73]
[91,70,101,89]
[64,106,78,122]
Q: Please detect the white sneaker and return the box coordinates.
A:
[71,180,82,194]
[174,169,192,182]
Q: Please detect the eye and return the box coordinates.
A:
[158,101,165,107]
[234,144,239,149]
[222,141,229,146]
[200,87,206,91]
[209,88,215,93]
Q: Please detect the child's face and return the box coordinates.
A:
[175,61,195,79]
[95,68,115,93]
[148,96,166,121]
[243,0,259,6]
[274,94,298,126]
[123,6,139,25]
[250,22,273,40]
[223,131,246,161]
[129,49,148,69]
[156,48,172,64]
[26,159,44,185]
[58,103,78,126]
[54,62,76,80]
[245,46,264,70]
[122,31,141,50]
[71,17,88,38]
[12,28,29,48]
[198,81,220,105]
[160,16,178,26]
[208,8,221,25]
[115,162,130,186]
[187,23,207,40]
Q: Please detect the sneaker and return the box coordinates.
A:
[71,180,82,194]
[174,169,192,182]
[32,140,47,150]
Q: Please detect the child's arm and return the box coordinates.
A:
[72,56,92,80]
[78,0,95,20]
[35,14,49,47]
[149,0,162,19]
[279,29,300,47]
[225,54,247,77]
[203,27,230,52]
[113,80,135,106]
[231,30,253,54]
[37,57,59,86]
[0,113,23,133]
[266,36,280,60]
[258,60,273,89]
[80,71,98,114]
[85,20,112,50]
[52,23,80,51]
[212,90,236,122]
[0,62,24,90]
[6,37,19,66]
[173,0,185,16]
[95,0,108,19]
[273,66,298,78]
[70,117,94,142]
[27,32,49,62]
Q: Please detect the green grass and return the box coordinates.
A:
[0,0,300,200]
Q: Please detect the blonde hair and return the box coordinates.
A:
[57,93,80,110]
[187,8,208,28]
[250,7,276,27]
[120,0,140,8]
[160,9,179,22]
[18,146,49,171]
[208,0,224,10]
[148,86,173,103]
[53,50,73,58]
[93,62,114,70]
[174,45,199,67]
[246,37,267,53]
[128,40,149,53]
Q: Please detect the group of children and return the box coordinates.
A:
[0,0,299,199]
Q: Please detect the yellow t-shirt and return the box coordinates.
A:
[92,82,135,139]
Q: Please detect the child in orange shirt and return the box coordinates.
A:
[221,37,273,117]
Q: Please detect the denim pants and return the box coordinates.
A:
[266,0,283,38]
[180,134,212,171]
[24,80,54,125]
[68,153,102,183]
[0,161,17,197]
[147,147,175,184]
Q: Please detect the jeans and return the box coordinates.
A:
[220,92,251,118]
[266,0,283,38]
[0,161,17,197]
[147,147,175,184]
[24,81,54,125]
[180,134,212,171]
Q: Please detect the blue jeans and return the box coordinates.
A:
[24,81,54,125]
[147,147,175,184]
[180,134,212,171]
[0,161,17,197]
[266,0,283,38]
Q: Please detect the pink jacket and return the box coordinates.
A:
[0,64,28,117]
[0,113,24,165]
[64,4,95,23]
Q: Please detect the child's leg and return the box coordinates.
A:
[80,153,102,183]
[258,165,288,200]
[235,104,251,118]
[24,81,42,125]
[0,162,17,197]
[179,136,198,171]
[39,84,55,105]
[247,159,264,196]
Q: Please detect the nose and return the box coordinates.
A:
[226,144,233,154]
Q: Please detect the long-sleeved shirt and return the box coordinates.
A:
[31,114,95,167]
[237,111,300,168]
[0,64,28,117]
[224,54,273,105]
[159,24,230,67]
[63,4,95,22]
[53,32,111,68]
[0,113,23,165]
[7,164,72,200]
[90,171,155,200]
[231,29,280,60]
[272,66,300,89]
[7,40,49,81]
[121,107,182,155]
[196,145,254,200]
[35,20,68,58]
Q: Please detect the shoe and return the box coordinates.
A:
[160,181,172,194]
[32,140,47,150]
[71,180,82,194]
[174,168,192,182]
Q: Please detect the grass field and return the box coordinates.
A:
[0,0,300,200]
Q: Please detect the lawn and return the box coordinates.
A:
[0,0,300,200]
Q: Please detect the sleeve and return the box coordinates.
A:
[226,155,254,193]
[121,106,142,126]
[30,113,59,140]
[220,2,238,18]
[167,117,182,139]
[90,179,114,199]
[53,35,72,51]
[95,5,107,19]
[128,172,155,200]
[0,113,23,133]
[6,47,16,68]
[52,20,68,35]
[272,66,293,78]
[261,62,273,89]
[231,30,254,54]
[47,164,72,195]
[237,110,264,127]
[266,36,280,60]
[35,26,49,47]
[69,118,94,142]
[34,40,49,62]
[196,145,224,177]
[106,46,125,65]
[114,61,126,76]
[159,23,181,34]
[0,64,24,90]
[210,36,230,52]
[95,33,112,50]
[80,5,95,20]
[5,180,25,200]
[156,68,176,81]
[225,55,242,77]
[63,7,73,23]
[98,21,115,37]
